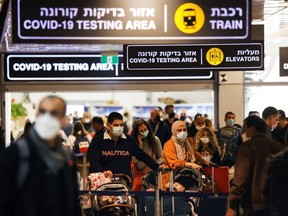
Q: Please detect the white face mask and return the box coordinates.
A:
[196,125,205,131]
[84,119,90,123]
[34,113,61,140]
[111,126,124,137]
[241,133,251,143]
[177,131,188,141]
[200,137,210,144]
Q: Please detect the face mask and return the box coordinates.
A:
[241,133,251,143]
[203,156,211,162]
[177,131,188,141]
[154,116,161,122]
[226,119,235,127]
[169,112,175,119]
[196,125,205,131]
[180,115,186,121]
[111,126,123,137]
[140,130,149,138]
[200,137,210,144]
[34,113,61,140]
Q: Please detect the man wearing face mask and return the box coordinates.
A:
[0,95,82,216]
[226,115,283,216]
[88,112,160,181]
[163,104,179,133]
[148,108,171,147]
[262,106,280,139]
[218,111,242,167]
[187,113,206,139]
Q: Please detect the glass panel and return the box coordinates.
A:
[244,86,288,117]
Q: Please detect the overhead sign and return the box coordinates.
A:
[280,47,288,76]
[5,53,213,81]
[124,43,263,71]
[12,0,250,43]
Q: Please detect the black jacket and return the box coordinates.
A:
[264,148,288,216]
[0,129,82,216]
[88,131,159,178]
[148,119,171,147]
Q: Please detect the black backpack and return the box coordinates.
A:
[218,126,241,160]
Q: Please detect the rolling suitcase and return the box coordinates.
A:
[199,166,229,216]
[202,166,230,193]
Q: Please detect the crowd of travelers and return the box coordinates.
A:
[0,95,287,216]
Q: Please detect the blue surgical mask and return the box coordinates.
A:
[203,156,211,162]
[140,130,149,138]
[226,119,235,127]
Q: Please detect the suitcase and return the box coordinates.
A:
[202,166,230,193]
[198,166,229,216]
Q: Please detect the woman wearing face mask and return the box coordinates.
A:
[195,127,222,166]
[162,120,208,190]
[131,119,163,191]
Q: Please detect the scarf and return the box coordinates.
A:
[171,120,195,162]
[29,128,66,175]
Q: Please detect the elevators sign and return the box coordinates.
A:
[280,47,288,76]
[124,43,264,71]
[12,0,250,43]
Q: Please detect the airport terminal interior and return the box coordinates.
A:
[1,0,288,215]
[1,1,288,143]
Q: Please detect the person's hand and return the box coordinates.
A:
[103,170,113,179]
[225,208,236,216]
[203,159,210,166]
[185,162,202,171]
[146,188,155,192]
[137,135,143,148]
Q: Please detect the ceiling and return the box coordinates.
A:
[253,0,288,38]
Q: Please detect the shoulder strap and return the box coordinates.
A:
[16,138,30,190]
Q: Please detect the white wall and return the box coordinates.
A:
[218,71,244,128]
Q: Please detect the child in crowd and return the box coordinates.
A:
[195,127,222,166]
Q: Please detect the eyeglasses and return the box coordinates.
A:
[38,108,61,117]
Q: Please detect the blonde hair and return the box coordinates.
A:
[195,127,221,154]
